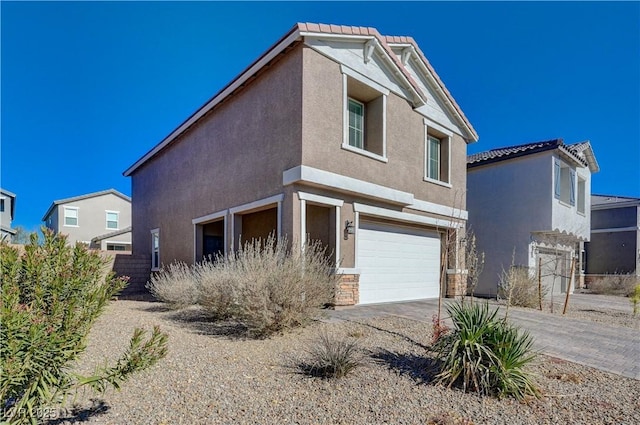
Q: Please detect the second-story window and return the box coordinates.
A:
[424,122,451,185]
[427,135,441,180]
[577,176,586,214]
[64,207,78,227]
[342,68,388,162]
[106,211,119,230]
[554,159,576,206]
[348,98,365,149]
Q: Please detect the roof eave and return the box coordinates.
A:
[124,24,304,177]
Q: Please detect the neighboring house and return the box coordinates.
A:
[124,22,479,305]
[467,139,599,297]
[42,189,132,251]
[0,188,17,241]
[585,194,640,276]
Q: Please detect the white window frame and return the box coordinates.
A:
[554,158,575,207]
[577,175,586,215]
[347,98,365,150]
[105,210,119,230]
[63,206,79,227]
[341,67,388,163]
[423,120,452,187]
[151,228,160,271]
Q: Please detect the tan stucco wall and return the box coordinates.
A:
[301,47,468,210]
[52,194,132,246]
[131,45,304,263]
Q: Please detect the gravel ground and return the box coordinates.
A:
[52,300,640,425]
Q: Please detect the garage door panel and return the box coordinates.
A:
[357,220,441,304]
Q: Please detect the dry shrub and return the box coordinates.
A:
[197,235,337,337]
[146,262,199,308]
[301,329,362,378]
[499,266,546,308]
[587,274,638,297]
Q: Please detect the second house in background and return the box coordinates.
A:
[467,139,599,298]
[124,23,479,305]
[42,189,132,251]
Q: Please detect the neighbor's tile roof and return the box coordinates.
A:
[591,194,640,206]
[467,139,563,166]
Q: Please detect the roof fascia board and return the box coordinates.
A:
[124,28,303,177]
[467,145,558,169]
[592,201,640,210]
[403,50,477,142]
[303,32,425,107]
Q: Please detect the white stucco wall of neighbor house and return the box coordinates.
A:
[550,158,591,241]
[467,152,554,297]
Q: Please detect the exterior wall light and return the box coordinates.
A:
[344,220,355,239]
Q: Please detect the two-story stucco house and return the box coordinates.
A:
[42,189,132,251]
[585,194,640,277]
[124,23,479,305]
[467,139,599,297]
[0,188,17,241]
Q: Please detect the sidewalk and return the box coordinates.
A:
[327,295,640,380]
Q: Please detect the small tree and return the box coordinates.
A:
[462,232,484,305]
[1,230,168,424]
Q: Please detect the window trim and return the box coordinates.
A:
[423,120,452,187]
[63,206,79,227]
[150,228,160,271]
[577,175,587,215]
[105,210,119,230]
[341,71,388,163]
[554,158,576,208]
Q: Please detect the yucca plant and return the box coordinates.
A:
[433,302,539,399]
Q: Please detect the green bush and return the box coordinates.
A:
[303,330,362,378]
[630,285,640,316]
[1,230,168,424]
[434,302,539,400]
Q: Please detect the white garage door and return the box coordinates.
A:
[357,220,441,304]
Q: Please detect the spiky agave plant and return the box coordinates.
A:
[434,301,539,399]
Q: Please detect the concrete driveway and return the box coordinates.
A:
[327,294,640,380]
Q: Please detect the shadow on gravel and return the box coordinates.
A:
[370,349,440,384]
[344,320,431,351]
[165,307,249,339]
[47,399,110,424]
[136,303,176,313]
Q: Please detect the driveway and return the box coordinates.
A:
[327,294,640,380]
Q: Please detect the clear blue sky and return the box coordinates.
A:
[2,1,639,231]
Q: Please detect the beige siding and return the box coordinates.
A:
[301,47,467,210]
[132,45,304,263]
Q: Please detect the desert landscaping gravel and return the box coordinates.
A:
[55,300,640,425]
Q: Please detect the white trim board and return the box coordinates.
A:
[409,199,468,220]
[591,226,639,234]
[298,192,344,207]
[283,165,413,206]
[229,194,285,215]
[192,209,228,225]
[353,203,463,229]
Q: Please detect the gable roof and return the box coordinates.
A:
[42,189,131,222]
[591,194,640,208]
[467,138,598,172]
[91,226,132,243]
[124,22,478,177]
